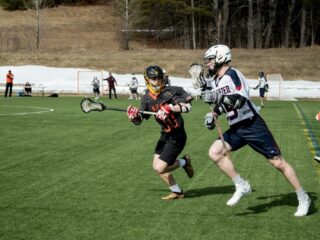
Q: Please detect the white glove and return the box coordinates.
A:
[204,112,216,130]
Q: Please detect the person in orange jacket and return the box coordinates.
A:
[5,70,14,97]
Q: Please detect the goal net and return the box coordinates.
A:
[266,73,295,100]
[266,74,282,100]
[77,70,104,95]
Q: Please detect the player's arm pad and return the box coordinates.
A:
[213,104,224,115]
[222,94,247,109]
[177,103,192,113]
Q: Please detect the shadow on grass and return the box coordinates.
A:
[150,185,258,198]
[185,185,236,198]
[236,192,317,216]
[260,106,283,109]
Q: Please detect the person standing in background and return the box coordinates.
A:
[163,70,171,86]
[5,70,14,97]
[128,73,140,100]
[254,72,268,108]
[104,72,118,99]
[24,81,32,96]
[92,76,100,100]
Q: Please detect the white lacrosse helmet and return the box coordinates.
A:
[204,44,232,64]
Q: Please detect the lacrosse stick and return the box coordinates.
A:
[80,97,156,115]
[189,64,230,158]
[189,63,206,90]
[209,106,230,158]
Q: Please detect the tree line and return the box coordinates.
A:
[117,0,319,49]
[1,0,319,49]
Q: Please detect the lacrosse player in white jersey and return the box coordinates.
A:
[201,44,310,216]
[92,76,100,100]
[254,71,268,107]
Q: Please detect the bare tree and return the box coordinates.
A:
[264,0,277,48]
[310,9,316,46]
[255,0,262,48]
[113,0,141,50]
[222,0,229,44]
[247,0,254,48]
[284,0,295,48]
[300,5,307,47]
[191,0,196,49]
[24,0,46,50]
[212,0,221,44]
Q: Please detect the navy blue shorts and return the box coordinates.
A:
[259,88,266,97]
[93,88,100,94]
[155,130,187,165]
[223,115,281,159]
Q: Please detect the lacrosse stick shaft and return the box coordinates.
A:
[80,97,157,115]
[210,108,230,158]
[106,106,156,116]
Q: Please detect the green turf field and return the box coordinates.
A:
[0,97,319,240]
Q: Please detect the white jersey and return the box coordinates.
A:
[257,76,267,88]
[213,67,259,125]
[129,77,138,89]
[92,79,100,89]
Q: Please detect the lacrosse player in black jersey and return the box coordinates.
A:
[127,65,194,200]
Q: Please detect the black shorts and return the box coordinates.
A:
[223,115,281,159]
[93,88,100,94]
[130,89,138,94]
[259,88,266,97]
[155,130,187,165]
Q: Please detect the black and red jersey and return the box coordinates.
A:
[140,86,192,133]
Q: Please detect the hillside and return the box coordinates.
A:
[0,4,319,80]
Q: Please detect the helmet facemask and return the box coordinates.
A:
[147,77,164,94]
[205,57,224,77]
[144,66,165,95]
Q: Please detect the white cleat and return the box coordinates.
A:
[294,195,311,217]
[314,156,320,163]
[227,181,252,206]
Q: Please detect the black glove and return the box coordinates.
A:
[204,112,216,130]
[222,94,247,109]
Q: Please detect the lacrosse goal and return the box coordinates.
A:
[77,70,105,95]
[266,73,282,99]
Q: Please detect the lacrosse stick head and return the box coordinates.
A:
[80,97,105,113]
[189,63,206,89]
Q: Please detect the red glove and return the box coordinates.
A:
[127,105,139,119]
[127,105,142,125]
[156,104,173,121]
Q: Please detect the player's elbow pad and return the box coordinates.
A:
[222,94,247,109]
[213,105,224,115]
[180,103,192,113]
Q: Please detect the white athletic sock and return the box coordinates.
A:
[296,188,307,200]
[178,159,186,167]
[170,184,182,193]
[232,175,245,185]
